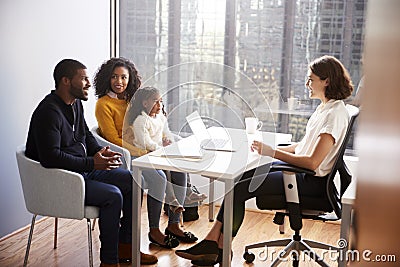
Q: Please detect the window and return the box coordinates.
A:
[119,0,367,148]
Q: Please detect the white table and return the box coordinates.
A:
[255,104,314,117]
[339,178,357,267]
[270,106,314,117]
[256,105,313,135]
[130,127,292,267]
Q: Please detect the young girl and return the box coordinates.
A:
[129,86,199,244]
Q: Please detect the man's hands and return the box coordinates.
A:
[93,146,123,170]
[251,140,275,157]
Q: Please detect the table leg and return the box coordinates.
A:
[132,168,142,267]
[209,177,215,222]
[222,179,234,267]
[339,203,352,267]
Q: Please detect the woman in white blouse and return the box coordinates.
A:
[175,55,354,265]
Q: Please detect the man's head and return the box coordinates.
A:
[53,59,91,101]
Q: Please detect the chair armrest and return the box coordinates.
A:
[91,127,131,171]
[271,163,316,176]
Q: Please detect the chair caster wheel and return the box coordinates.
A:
[243,251,255,263]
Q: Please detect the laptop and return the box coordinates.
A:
[185,111,235,152]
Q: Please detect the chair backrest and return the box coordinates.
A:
[91,126,131,171]
[325,104,360,218]
[15,145,86,219]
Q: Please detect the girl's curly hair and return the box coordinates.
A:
[93,57,141,102]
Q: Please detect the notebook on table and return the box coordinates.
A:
[185,111,235,152]
[150,138,203,160]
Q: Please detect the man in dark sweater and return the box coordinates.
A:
[25,59,157,266]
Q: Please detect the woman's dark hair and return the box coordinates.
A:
[126,86,166,126]
[93,57,141,102]
[53,59,86,89]
[309,55,354,100]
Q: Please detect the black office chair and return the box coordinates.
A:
[243,104,359,267]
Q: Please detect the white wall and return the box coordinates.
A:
[0,0,110,238]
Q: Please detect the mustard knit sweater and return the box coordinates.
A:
[95,95,148,156]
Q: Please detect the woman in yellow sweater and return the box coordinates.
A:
[93,57,144,155]
[94,58,198,255]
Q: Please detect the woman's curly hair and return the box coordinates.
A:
[309,55,354,100]
[93,57,141,102]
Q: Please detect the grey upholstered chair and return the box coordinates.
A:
[243,104,359,267]
[16,145,99,267]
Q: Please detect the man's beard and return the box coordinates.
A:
[71,86,89,101]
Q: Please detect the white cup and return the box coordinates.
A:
[245,117,263,134]
[287,97,298,110]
